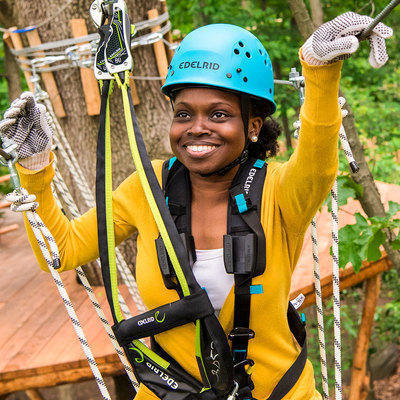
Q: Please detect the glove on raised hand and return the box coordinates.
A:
[302,12,393,68]
[0,92,53,170]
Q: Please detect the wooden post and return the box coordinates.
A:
[348,275,381,400]
[69,19,101,116]
[25,389,45,400]
[25,28,66,118]
[160,0,175,62]
[8,28,35,92]
[147,9,169,85]
[129,75,140,106]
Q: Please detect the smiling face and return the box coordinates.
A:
[170,87,249,176]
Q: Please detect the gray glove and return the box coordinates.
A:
[302,12,393,68]
[0,92,53,170]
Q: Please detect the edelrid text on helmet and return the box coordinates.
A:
[162,23,276,114]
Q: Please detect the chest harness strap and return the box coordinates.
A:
[161,158,308,399]
[94,3,234,399]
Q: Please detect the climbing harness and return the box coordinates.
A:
[2,0,397,398]
[160,157,308,400]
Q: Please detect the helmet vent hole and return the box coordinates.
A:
[269,88,272,93]
[243,77,248,82]
[245,52,251,58]
[259,49,262,55]
[234,48,240,55]
[264,59,267,65]
[239,41,244,47]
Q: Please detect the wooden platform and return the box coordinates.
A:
[0,208,140,395]
[0,180,398,395]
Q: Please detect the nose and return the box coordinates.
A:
[187,115,211,136]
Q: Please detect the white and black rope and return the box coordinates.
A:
[7,190,112,400]
[311,217,329,399]
[331,180,342,400]
[39,90,146,313]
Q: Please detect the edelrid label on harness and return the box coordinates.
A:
[138,317,155,326]
[146,362,179,389]
[244,168,257,194]
[179,61,220,70]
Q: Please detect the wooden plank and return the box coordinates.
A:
[0,224,18,235]
[160,0,175,62]
[0,357,123,395]
[291,255,391,310]
[69,19,101,116]
[147,9,169,85]
[25,28,66,118]
[8,28,35,92]
[348,275,381,400]
[129,75,140,106]
[0,174,10,183]
[25,389,45,400]
[0,202,11,209]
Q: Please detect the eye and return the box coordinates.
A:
[211,111,228,119]
[174,111,191,119]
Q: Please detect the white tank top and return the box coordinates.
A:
[192,248,234,312]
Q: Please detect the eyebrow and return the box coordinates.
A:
[174,101,236,109]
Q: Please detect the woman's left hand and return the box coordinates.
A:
[301,12,393,68]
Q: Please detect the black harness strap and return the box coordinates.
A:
[162,158,308,400]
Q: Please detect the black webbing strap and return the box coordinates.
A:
[96,80,118,323]
[265,303,307,400]
[113,290,214,345]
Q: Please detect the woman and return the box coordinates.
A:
[0,12,392,400]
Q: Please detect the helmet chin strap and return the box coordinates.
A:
[200,95,250,177]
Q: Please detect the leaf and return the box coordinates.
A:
[388,201,400,218]
[391,238,400,250]
[325,175,359,212]
[366,230,385,262]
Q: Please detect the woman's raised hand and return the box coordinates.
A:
[0,92,53,170]
[302,12,393,68]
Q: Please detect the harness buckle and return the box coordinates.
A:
[233,358,254,370]
[226,381,239,400]
[228,327,255,341]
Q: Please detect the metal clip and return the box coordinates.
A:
[103,0,133,76]
[0,137,21,189]
[226,381,239,400]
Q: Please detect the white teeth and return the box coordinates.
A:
[187,145,217,153]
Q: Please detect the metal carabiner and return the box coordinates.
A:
[226,381,239,400]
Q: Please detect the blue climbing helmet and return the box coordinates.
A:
[161,23,276,115]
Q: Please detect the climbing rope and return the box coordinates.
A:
[4,187,112,400]
[50,182,140,388]
[35,82,146,314]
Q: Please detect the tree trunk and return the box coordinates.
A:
[286,0,400,270]
[273,61,292,149]
[0,0,173,284]
[3,40,22,102]
[310,0,323,27]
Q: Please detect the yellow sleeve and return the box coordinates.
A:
[16,153,158,272]
[276,58,343,234]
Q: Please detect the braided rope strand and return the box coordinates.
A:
[51,180,139,387]
[331,180,342,400]
[41,94,146,313]
[24,207,112,400]
[311,217,329,400]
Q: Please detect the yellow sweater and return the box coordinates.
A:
[18,59,342,400]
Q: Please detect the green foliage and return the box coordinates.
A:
[0,41,10,115]
[0,165,11,195]
[338,201,400,272]
[324,174,363,212]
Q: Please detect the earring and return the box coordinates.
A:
[251,135,258,143]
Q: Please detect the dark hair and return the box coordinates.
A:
[247,98,280,160]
